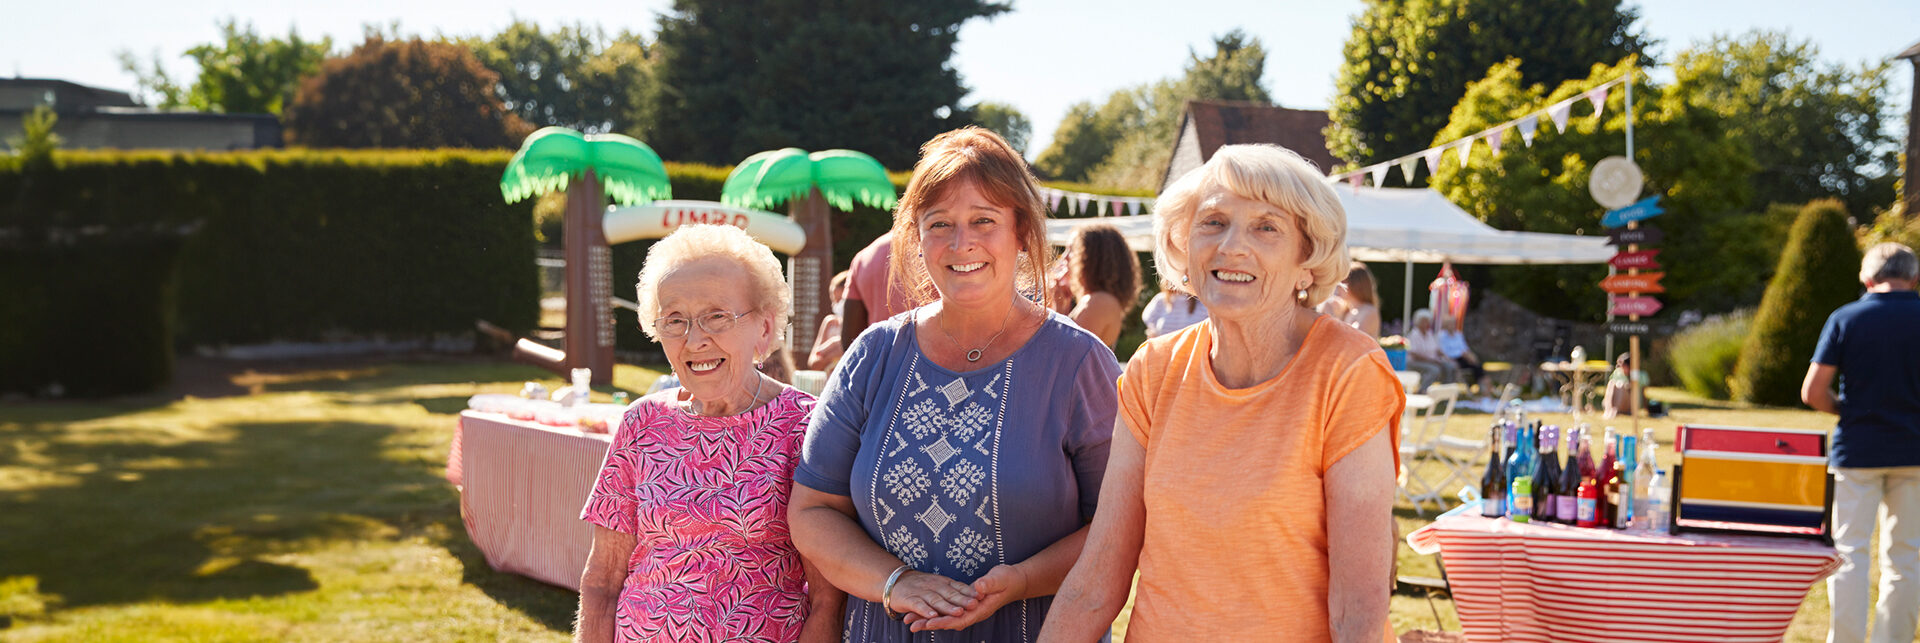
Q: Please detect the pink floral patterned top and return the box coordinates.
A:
[581,386,816,643]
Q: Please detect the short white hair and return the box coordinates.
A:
[1153,144,1349,307]
[634,225,792,351]
[1861,242,1918,284]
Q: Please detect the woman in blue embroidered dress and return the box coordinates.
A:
[789,127,1122,642]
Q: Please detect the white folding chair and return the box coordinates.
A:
[1397,383,1463,515]
[1394,370,1422,394]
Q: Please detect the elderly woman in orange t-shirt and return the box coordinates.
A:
[1038,145,1405,643]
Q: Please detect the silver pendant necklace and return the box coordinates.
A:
[938,299,1020,363]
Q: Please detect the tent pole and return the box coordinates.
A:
[1403,258,1414,333]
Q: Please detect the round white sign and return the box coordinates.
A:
[1590,156,1643,209]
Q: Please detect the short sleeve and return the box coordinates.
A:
[794,325,886,496]
[1811,312,1844,367]
[1117,339,1163,448]
[1321,350,1406,473]
[581,403,654,534]
[1065,347,1123,521]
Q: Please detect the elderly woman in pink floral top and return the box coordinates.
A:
[577,225,844,643]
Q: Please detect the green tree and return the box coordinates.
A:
[1673,31,1899,216]
[6,105,62,168]
[1327,0,1647,170]
[1427,58,1760,320]
[117,19,330,115]
[283,37,533,148]
[1730,200,1863,406]
[462,20,653,133]
[971,101,1032,157]
[643,0,1008,169]
[1034,30,1272,188]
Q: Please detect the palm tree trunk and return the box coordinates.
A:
[790,188,832,361]
[563,169,614,386]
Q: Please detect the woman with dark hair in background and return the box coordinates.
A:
[1063,223,1144,348]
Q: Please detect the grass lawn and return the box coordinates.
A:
[0,358,1860,641]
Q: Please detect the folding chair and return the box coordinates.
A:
[1398,383,1464,515]
[1394,370,1422,394]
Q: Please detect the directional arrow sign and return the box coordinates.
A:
[1606,225,1664,247]
[1601,195,1665,228]
[1609,249,1662,270]
[1608,321,1652,336]
[1600,272,1667,294]
[1610,296,1664,317]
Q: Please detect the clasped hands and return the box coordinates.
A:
[888,564,1029,633]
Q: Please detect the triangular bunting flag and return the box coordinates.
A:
[1399,157,1419,184]
[1549,100,1573,134]
[1456,138,1474,168]
[1369,163,1389,188]
[1046,189,1061,212]
[1487,128,1506,157]
[1585,87,1608,120]
[1076,194,1091,215]
[1423,148,1444,176]
[1347,173,1362,192]
[1518,115,1538,147]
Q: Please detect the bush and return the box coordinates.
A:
[0,226,189,396]
[1730,199,1863,406]
[1666,309,1753,400]
[0,149,541,349]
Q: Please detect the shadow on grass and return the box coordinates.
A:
[0,416,573,632]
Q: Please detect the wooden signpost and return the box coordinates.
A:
[1602,190,1663,434]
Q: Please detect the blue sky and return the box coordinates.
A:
[7,0,1915,159]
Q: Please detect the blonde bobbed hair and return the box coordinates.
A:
[1152,144,1350,308]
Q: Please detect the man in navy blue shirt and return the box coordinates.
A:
[1803,242,1920,643]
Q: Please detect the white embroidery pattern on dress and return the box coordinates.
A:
[882,459,929,504]
[885,526,927,569]
[947,527,992,576]
[941,460,986,504]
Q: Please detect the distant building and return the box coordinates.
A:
[0,78,281,151]
[1161,100,1339,191]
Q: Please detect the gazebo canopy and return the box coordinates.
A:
[1045,187,1612,265]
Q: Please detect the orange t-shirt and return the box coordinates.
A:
[1118,316,1404,642]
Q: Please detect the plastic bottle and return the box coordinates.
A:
[570,368,592,407]
[1644,466,1670,532]
[1634,428,1659,528]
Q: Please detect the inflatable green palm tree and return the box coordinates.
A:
[721,148,896,353]
[501,127,672,385]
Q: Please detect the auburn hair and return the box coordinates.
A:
[888,127,1052,306]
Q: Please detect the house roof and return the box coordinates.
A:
[0,77,138,109]
[1177,100,1339,175]
[1898,38,1920,60]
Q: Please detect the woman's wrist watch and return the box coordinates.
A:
[881,564,912,621]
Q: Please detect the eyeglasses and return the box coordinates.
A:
[653,309,753,338]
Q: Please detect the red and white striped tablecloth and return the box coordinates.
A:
[447,411,613,590]
[1408,512,1840,643]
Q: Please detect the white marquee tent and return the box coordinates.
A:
[1045,187,1614,322]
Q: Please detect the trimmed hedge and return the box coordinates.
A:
[1,149,1157,389]
[0,226,188,395]
[1666,309,1753,400]
[1730,200,1863,406]
[1,150,541,372]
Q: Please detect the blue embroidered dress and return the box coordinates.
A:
[795,311,1121,642]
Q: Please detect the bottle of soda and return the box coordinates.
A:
[1536,425,1563,523]
[1505,424,1532,517]
[1509,476,1533,523]
[1604,459,1626,529]
[1557,426,1584,524]
[1616,433,1638,529]
[1576,474,1600,527]
[1597,427,1619,525]
[1480,423,1507,518]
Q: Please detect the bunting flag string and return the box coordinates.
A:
[1326,71,1631,187]
[1035,186,1156,217]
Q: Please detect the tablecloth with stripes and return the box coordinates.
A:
[448,411,613,590]
[1408,512,1840,642]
